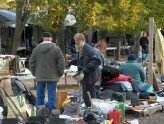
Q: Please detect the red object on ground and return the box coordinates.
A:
[109,110,122,124]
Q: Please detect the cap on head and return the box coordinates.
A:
[42,32,52,37]
[127,54,137,61]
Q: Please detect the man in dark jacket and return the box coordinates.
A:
[139,32,149,61]
[72,33,101,107]
[29,32,65,113]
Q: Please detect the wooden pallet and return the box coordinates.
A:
[126,102,164,117]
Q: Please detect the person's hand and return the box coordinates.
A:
[82,67,89,74]
[66,59,71,64]
[66,60,72,67]
[65,54,71,62]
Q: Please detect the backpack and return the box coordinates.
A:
[11,78,35,105]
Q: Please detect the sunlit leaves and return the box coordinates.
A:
[68,0,148,32]
[31,0,69,32]
[3,0,163,33]
[0,0,14,8]
[140,0,164,29]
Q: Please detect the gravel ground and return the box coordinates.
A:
[126,110,164,124]
[139,111,164,124]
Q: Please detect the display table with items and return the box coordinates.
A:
[106,47,117,58]
[1,55,164,124]
[0,55,36,123]
[0,75,39,123]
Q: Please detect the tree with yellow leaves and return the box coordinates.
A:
[2,0,164,54]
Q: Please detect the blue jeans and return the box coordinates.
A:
[139,83,149,92]
[142,53,148,61]
[36,81,57,110]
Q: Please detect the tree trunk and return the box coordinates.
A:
[10,1,29,54]
[115,32,122,60]
[56,26,66,55]
[11,24,23,54]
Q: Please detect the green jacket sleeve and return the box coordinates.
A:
[56,47,65,77]
[139,65,146,83]
[29,49,36,76]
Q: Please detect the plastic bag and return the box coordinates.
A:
[91,99,118,114]
[0,57,9,76]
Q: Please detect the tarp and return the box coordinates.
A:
[0,9,32,27]
[0,9,16,22]
[155,29,164,75]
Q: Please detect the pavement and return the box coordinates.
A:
[126,110,164,124]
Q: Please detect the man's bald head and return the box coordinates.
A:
[73,33,86,52]
[73,33,86,43]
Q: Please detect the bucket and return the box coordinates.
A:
[109,110,122,124]
[117,102,125,122]
[56,91,67,109]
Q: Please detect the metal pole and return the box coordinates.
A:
[0,36,1,54]
[0,21,6,54]
[148,17,154,86]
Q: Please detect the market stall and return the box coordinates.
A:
[1,55,164,124]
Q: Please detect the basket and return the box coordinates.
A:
[73,71,84,82]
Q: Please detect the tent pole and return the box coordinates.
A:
[0,37,1,54]
[148,17,154,86]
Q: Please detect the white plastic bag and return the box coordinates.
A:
[64,14,76,26]
[91,99,118,114]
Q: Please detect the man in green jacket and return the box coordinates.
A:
[119,54,148,92]
[29,32,65,114]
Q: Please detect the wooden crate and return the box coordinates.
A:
[126,103,164,117]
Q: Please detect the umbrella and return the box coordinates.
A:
[0,9,16,28]
[0,9,31,27]
[0,9,16,22]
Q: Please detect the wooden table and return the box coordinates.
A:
[106,47,117,58]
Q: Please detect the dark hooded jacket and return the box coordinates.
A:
[29,42,65,81]
[71,43,101,84]
[139,37,149,53]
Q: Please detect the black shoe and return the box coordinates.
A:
[37,107,51,117]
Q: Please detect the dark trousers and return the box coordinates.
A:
[82,81,96,107]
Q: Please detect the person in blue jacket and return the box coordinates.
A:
[70,33,101,107]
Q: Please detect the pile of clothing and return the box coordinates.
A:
[99,66,139,106]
